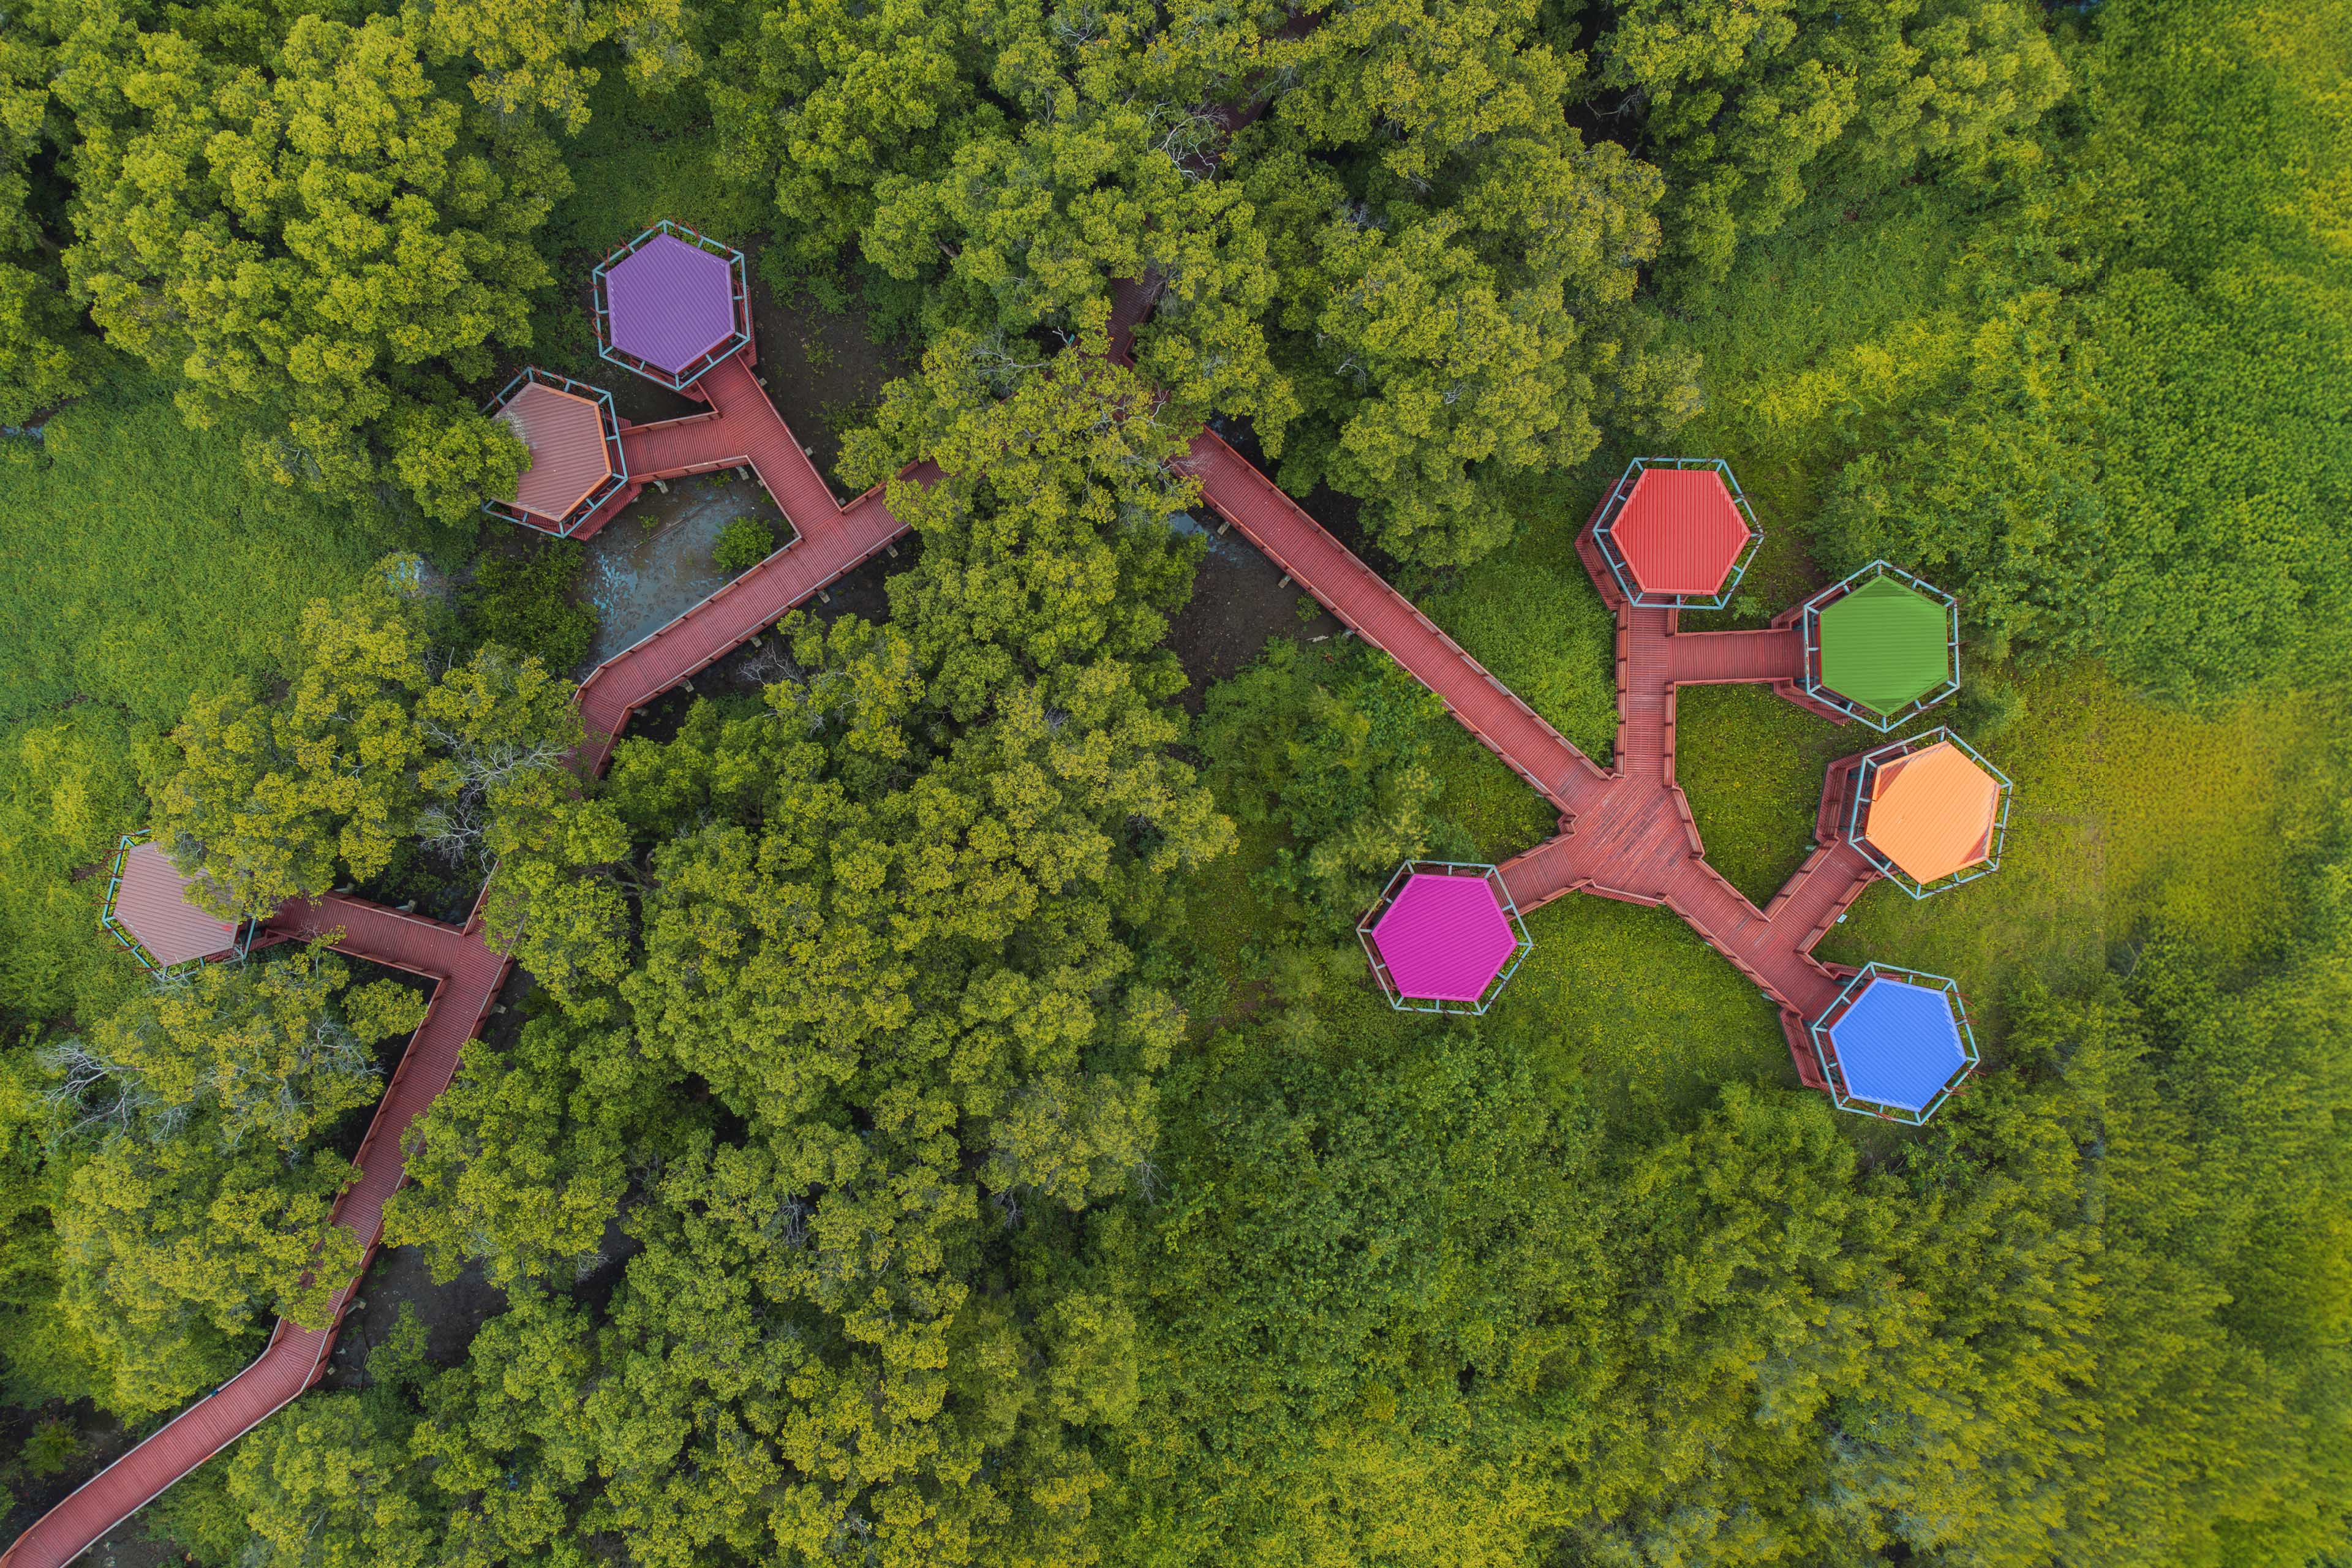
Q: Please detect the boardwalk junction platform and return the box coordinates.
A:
[9,233,2013,1567]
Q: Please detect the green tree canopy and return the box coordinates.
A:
[710,0,1694,567]
[386,1007,688,1291]
[430,345,1231,1567]
[36,944,426,1417]
[1782,0,2352,695]
[0,16,102,423]
[1231,0,1692,563]
[154,556,581,918]
[1577,0,2067,280]
[1195,636,1469,932]
[0,15,107,423]
[404,0,700,134]
[1110,1027,1607,1564]
[50,9,560,519]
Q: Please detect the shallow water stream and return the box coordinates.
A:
[579,472,791,665]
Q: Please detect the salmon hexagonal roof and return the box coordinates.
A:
[1863,741,2003,884]
[107,841,239,967]
[497,381,614,523]
[1369,872,1520,1003]
[1610,467,1754,597]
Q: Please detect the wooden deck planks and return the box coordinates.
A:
[3,349,903,1568]
[10,280,1896,1568]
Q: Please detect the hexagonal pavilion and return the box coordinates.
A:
[1800,562,1959,729]
[1589,457,1762,609]
[100,834,249,972]
[594,221,752,390]
[1809,963,1978,1123]
[1357,862,1532,1014]
[1847,729,2011,897]
[484,368,629,535]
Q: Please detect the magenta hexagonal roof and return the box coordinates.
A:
[1369,872,1519,1003]
[605,233,738,375]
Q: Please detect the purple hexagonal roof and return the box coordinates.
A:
[605,233,737,375]
[1369,872,1519,1002]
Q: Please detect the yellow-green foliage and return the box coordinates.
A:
[0,380,421,726]
[0,707,152,1022]
[0,380,424,1023]
[1503,894,1791,1126]
[1424,543,1620,763]
[1827,669,2343,1003]
[1673,684,1845,908]
[1425,724,1557,862]
[55,12,552,521]
[1672,0,2352,695]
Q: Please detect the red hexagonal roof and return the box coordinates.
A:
[1610,467,1752,597]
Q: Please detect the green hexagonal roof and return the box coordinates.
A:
[1818,575,1953,716]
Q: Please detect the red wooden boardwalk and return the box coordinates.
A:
[15,270,1890,1568]
[0,894,511,1568]
[6,345,918,1568]
[1180,404,1884,1072]
[575,483,915,758]
[1183,433,1610,816]
[1669,625,1802,684]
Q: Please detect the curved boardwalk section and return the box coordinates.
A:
[15,264,1893,1568]
[4,350,911,1568]
[2,894,510,1568]
[576,486,911,760]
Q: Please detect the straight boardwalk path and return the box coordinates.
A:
[1669,625,1803,685]
[15,266,1885,1568]
[1184,433,1610,817]
[575,484,914,759]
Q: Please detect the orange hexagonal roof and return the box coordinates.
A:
[1610,467,1753,597]
[497,381,614,523]
[1863,742,2003,884]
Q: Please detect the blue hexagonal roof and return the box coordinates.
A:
[1825,976,1967,1112]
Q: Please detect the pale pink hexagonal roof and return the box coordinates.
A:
[1369,872,1519,1002]
[108,841,238,967]
[604,233,737,375]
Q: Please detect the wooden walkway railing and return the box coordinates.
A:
[10,267,1891,1568]
[3,336,920,1568]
